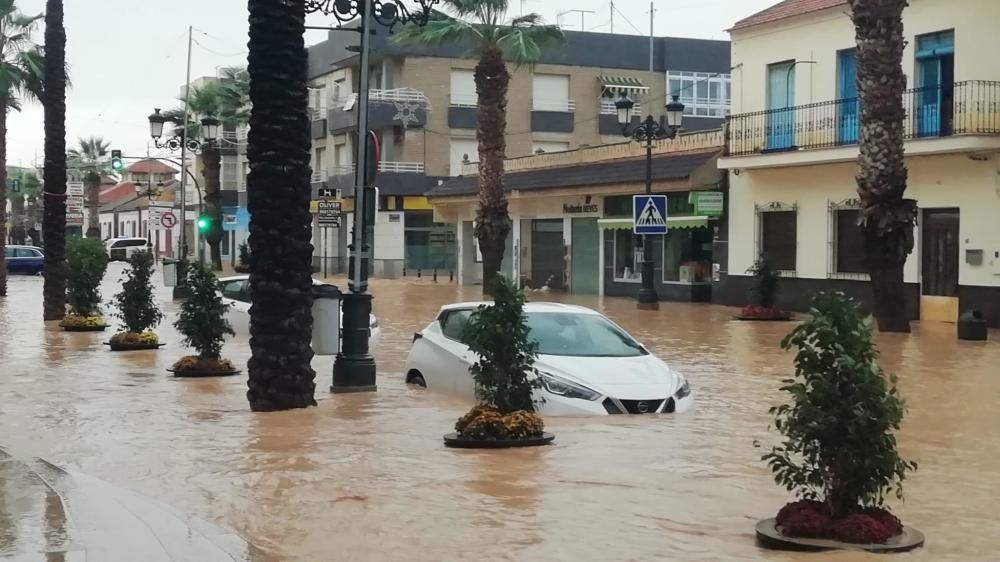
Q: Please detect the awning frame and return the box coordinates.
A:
[597,216,712,231]
[599,75,649,97]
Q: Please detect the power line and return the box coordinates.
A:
[612,4,644,35]
[192,39,247,58]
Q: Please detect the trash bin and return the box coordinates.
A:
[162,258,178,287]
[957,310,988,341]
[312,284,343,355]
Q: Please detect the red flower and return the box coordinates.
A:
[776,500,831,539]
[830,513,895,544]
[862,507,903,537]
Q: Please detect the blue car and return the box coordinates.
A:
[4,245,45,275]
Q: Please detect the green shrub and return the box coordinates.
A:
[460,275,540,414]
[112,251,163,334]
[747,255,780,308]
[66,237,109,317]
[173,262,234,359]
[759,292,917,518]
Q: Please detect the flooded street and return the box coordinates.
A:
[1,263,999,561]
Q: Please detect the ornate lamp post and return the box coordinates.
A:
[306,0,440,393]
[147,108,220,262]
[616,94,685,310]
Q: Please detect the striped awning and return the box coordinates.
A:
[599,75,648,94]
[597,216,711,231]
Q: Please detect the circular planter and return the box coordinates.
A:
[104,341,166,351]
[755,518,925,554]
[60,323,108,332]
[735,315,794,322]
[443,432,555,449]
[167,367,241,378]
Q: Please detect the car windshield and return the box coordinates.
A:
[525,312,647,357]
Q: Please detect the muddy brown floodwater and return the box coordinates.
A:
[1,264,999,561]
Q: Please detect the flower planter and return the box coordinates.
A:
[105,341,166,351]
[168,357,240,378]
[443,432,555,449]
[736,305,793,321]
[755,518,924,553]
[735,314,794,321]
[60,323,108,332]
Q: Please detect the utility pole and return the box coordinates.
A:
[649,2,655,74]
[610,1,614,34]
[179,25,193,260]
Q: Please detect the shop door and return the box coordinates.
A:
[531,219,565,290]
[571,218,599,294]
[921,208,960,322]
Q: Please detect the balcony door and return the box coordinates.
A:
[766,61,795,151]
[916,31,955,138]
[837,49,860,144]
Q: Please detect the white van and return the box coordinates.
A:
[105,237,153,261]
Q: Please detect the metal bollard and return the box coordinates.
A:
[433,269,438,282]
[402,267,407,277]
[449,270,454,282]
[417,269,422,278]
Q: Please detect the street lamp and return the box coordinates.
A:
[617,94,685,310]
[306,0,440,394]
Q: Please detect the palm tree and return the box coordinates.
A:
[67,136,112,238]
[396,2,563,295]
[849,0,915,333]
[162,72,249,270]
[244,0,316,411]
[41,0,67,319]
[0,0,44,297]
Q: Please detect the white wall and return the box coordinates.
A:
[449,138,479,176]
[728,154,1000,288]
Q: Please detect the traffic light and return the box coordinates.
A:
[111,149,124,172]
[196,215,210,233]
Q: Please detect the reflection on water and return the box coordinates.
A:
[1,266,999,560]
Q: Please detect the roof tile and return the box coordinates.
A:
[731,0,846,31]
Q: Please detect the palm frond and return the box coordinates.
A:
[394,16,481,47]
[499,23,564,66]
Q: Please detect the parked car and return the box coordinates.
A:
[217,275,381,350]
[105,237,153,261]
[4,245,44,275]
[404,302,693,415]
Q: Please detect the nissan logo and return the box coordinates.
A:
[636,401,649,413]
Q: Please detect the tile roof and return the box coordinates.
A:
[125,159,178,175]
[731,0,846,31]
[428,150,720,198]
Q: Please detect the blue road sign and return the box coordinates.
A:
[633,195,668,235]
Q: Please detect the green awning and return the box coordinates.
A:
[599,75,648,93]
[598,216,710,231]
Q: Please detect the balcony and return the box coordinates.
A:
[598,99,642,135]
[721,80,1000,169]
[328,88,430,134]
[326,161,436,198]
[531,98,575,133]
[309,107,327,139]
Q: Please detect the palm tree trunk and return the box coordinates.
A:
[474,46,512,296]
[245,0,316,411]
[42,0,68,321]
[84,171,100,238]
[851,0,915,333]
[201,142,223,270]
[0,105,8,297]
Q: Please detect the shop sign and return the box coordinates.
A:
[690,191,724,217]
[562,197,599,215]
[317,200,341,227]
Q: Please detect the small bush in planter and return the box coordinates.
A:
[172,262,235,373]
[61,237,110,328]
[110,251,164,347]
[235,242,251,273]
[757,292,917,544]
[741,256,789,319]
[455,275,545,440]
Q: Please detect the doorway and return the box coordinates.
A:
[530,219,565,290]
[571,218,599,294]
[921,208,960,323]
[766,61,796,151]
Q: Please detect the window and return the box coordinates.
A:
[758,207,797,272]
[613,230,642,282]
[662,228,713,283]
[666,71,731,117]
[449,138,479,176]
[450,69,476,107]
[405,212,457,270]
[223,160,238,190]
[830,205,867,277]
[332,78,345,104]
[532,74,571,112]
[221,279,248,302]
[440,309,473,340]
[15,248,37,258]
[526,312,647,358]
[3,248,12,258]
[315,147,326,176]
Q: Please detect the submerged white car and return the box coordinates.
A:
[217,275,381,350]
[404,302,692,415]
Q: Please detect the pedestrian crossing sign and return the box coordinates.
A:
[633,195,668,235]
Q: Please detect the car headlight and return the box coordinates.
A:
[674,378,691,399]
[539,372,601,401]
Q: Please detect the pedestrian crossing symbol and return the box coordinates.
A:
[633,195,668,234]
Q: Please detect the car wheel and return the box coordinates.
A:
[406,370,427,388]
[34,268,44,277]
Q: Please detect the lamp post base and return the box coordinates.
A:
[331,355,377,393]
[636,289,660,310]
[331,291,377,393]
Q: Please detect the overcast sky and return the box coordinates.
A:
[6,0,776,169]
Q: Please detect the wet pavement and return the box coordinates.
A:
[1,263,999,561]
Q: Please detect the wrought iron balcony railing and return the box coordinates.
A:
[726,80,1000,157]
